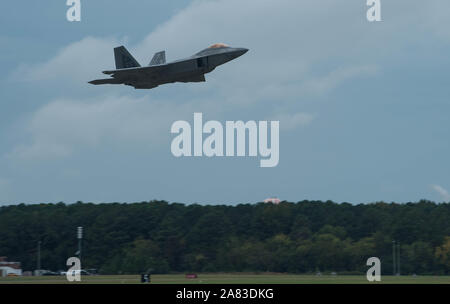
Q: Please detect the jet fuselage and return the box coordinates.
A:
[89,44,248,90]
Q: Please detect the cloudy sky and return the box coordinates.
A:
[1,0,449,205]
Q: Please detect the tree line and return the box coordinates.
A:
[0,200,448,275]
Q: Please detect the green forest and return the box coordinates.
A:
[0,200,449,275]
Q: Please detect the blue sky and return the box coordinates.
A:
[1,0,449,205]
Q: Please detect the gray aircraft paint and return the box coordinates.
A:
[89,44,248,89]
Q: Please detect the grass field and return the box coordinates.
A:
[0,274,449,284]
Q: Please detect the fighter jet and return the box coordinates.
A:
[89,43,248,89]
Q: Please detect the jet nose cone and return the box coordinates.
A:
[228,48,248,61]
[236,48,249,57]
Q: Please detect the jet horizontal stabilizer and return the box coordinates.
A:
[89,78,122,85]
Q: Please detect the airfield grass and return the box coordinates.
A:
[0,274,449,284]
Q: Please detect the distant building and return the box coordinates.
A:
[264,197,281,204]
[0,257,22,277]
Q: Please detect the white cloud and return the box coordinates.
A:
[13,0,450,93]
[12,36,121,83]
[300,65,378,96]
[431,184,450,201]
[13,0,384,101]
[2,0,450,204]
[134,0,371,99]
[8,95,211,160]
[274,112,315,131]
[8,0,450,163]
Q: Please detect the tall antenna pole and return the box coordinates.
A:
[37,240,41,271]
[392,240,396,275]
[77,227,83,262]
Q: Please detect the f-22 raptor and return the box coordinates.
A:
[89,43,248,89]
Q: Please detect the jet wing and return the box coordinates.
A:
[92,65,167,87]
[102,64,167,79]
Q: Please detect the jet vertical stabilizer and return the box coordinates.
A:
[149,51,166,66]
[114,46,141,69]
